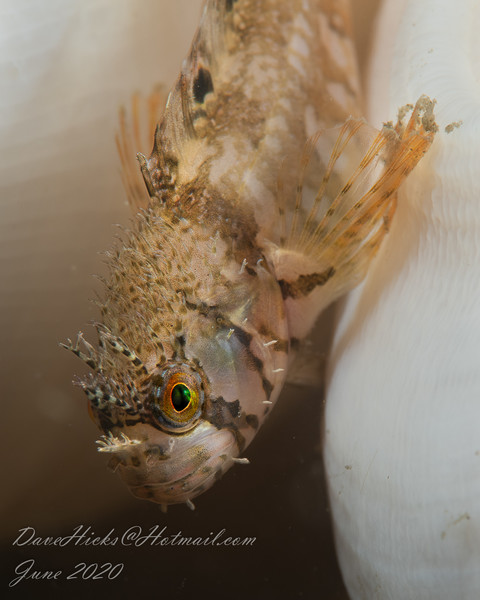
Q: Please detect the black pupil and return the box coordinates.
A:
[171,384,192,412]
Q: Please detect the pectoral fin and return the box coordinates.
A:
[267,96,437,340]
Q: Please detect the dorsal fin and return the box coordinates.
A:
[160,0,231,143]
[140,0,236,200]
[116,88,167,211]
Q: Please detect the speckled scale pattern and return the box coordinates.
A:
[65,0,435,507]
[143,0,362,244]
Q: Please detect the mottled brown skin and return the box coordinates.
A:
[65,0,436,507]
[141,0,362,243]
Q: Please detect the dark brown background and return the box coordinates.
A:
[1,1,380,597]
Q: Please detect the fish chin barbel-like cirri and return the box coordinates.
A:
[63,0,436,509]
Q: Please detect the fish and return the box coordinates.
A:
[62,0,436,509]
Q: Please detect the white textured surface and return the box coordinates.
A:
[325,0,480,598]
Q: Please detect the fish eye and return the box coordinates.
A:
[149,367,203,432]
[170,382,193,412]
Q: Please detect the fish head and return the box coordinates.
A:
[85,301,287,505]
[93,359,239,506]
[69,216,289,506]
[95,351,247,506]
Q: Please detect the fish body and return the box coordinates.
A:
[65,0,436,507]
[140,0,361,241]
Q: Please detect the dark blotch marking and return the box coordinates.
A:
[207,396,246,452]
[251,353,264,374]
[225,0,237,10]
[228,324,274,399]
[232,324,253,348]
[261,377,273,400]
[246,414,259,430]
[258,325,289,354]
[279,266,336,299]
[96,411,116,433]
[274,339,289,353]
[209,396,241,425]
[145,446,171,461]
[226,398,241,418]
[193,67,214,104]
[131,455,141,467]
[290,337,301,351]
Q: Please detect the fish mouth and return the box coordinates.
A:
[105,420,238,505]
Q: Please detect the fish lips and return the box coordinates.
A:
[105,420,238,505]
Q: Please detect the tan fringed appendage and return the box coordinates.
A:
[116,87,167,211]
[287,95,437,299]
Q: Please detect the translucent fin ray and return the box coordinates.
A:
[116,87,167,211]
[283,95,437,299]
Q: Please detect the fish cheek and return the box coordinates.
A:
[205,396,247,452]
[185,307,284,450]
